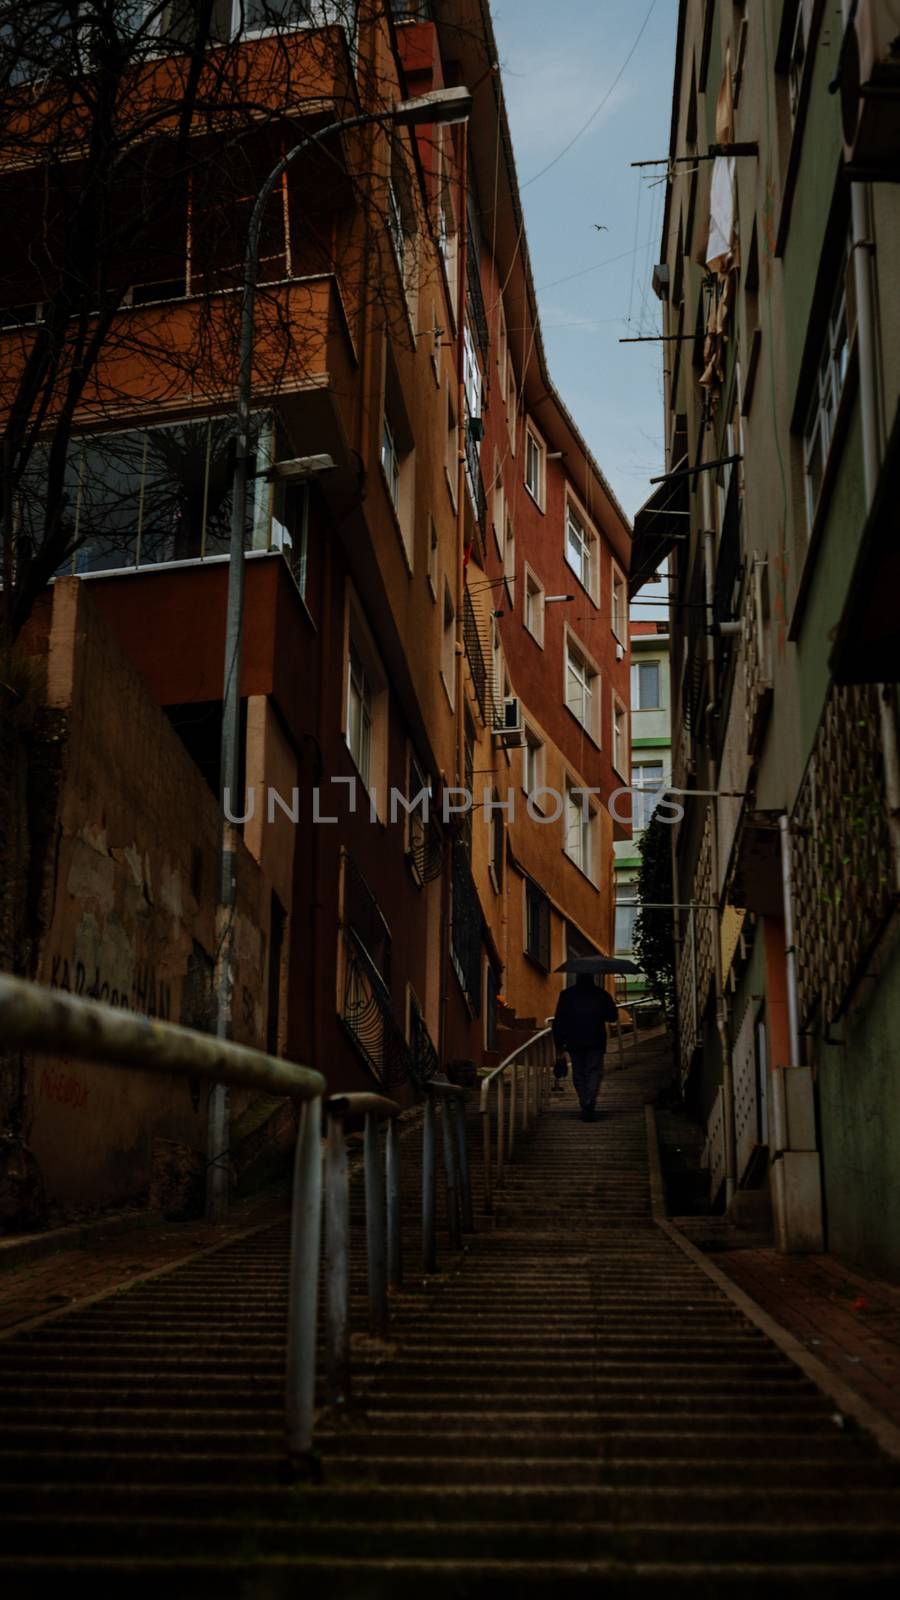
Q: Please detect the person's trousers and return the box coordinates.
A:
[569,1048,605,1112]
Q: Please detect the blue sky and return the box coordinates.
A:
[491,0,679,524]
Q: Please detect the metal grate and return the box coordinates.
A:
[791,683,897,1029]
[467,234,489,364]
[744,553,773,756]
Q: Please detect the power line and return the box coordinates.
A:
[520,0,661,191]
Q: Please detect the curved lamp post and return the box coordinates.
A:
[208,85,472,1221]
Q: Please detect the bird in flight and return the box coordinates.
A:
[593,223,608,231]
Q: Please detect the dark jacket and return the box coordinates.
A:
[552,981,619,1053]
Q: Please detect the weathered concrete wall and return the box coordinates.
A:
[24,580,272,1211]
[816,928,900,1280]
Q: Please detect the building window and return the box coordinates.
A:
[344,597,387,810]
[346,640,373,789]
[632,760,665,831]
[565,503,596,597]
[270,480,309,598]
[503,514,516,605]
[788,0,814,122]
[632,660,661,709]
[492,451,505,555]
[524,425,545,507]
[803,240,850,531]
[523,726,545,798]
[441,578,456,706]
[427,516,438,600]
[611,564,626,640]
[47,413,273,576]
[615,882,638,955]
[612,695,628,778]
[490,792,505,891]
[382,412,400,512]
[524,567,545,646]
[565,637,599,741]
[525,880,551,969]
[445,383,458,505]
[565,784,594,880]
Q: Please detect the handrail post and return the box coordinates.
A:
[286,1095,323,1468]
[482,1090,493,1215]
[364,1111,388,1339]
[324,1102,351,1410]
[508,1061,517,1160]
[521,1058,529,1135]
[423,1092,437,1272]
[452,1096,474,1232]
[386,1115,403,1290]
[496,1073,505,1181]
[440,1097,462,1251]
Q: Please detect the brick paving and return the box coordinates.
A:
[712,1247,900,1432]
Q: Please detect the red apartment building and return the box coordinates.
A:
[2,0,630,1218]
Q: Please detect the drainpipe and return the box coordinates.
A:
[439,129,470,1068]
[778,814,802,1066]
[704,524,736,1208]
[847,171,900,885]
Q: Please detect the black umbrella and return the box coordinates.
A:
[555,956,641,976]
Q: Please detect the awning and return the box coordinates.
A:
[831,401,900,684]
[628,470,689,600]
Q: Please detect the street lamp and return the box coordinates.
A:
[208,86,472,1221]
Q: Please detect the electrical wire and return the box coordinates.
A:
[520,0,661,191]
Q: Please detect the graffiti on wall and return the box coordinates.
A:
[48,954,172,1021]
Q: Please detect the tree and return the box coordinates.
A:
[0,1,448,644]
[633,811,676,1015]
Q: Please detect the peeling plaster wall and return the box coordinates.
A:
[26,580,273,1210]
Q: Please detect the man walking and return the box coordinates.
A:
[552,973,619,1122]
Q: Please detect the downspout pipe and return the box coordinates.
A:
[703,524,736,1208]
[779,814,802,1067]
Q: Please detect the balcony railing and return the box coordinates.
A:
[713,473,744,699]
[791,682,898,1030]
[467,234,489,365]
[463,588,489,724]
[464,417,487,541]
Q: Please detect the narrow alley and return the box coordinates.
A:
[1,1038,898,1595]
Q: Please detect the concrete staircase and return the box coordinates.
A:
[0,1048,899,1594]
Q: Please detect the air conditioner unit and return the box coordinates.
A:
[494,695,524,747]
[615,642,625,662]
[841,0,900,168]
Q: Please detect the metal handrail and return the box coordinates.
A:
[0,977,481,1466]
[479,1027,554,1214]
[0,973,325,1469]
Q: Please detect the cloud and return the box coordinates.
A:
[500,49,633,160]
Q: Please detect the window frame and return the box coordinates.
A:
[524,878,551,970]
[611,692,628,780]
[632,659,662,711]
[524,423,545,510]
[802,239,851,534]
[564,495,599,602]
[564,629,601,745]
[611,561,627,641]
[343,590,388,816]
[523,564,545,647]
[632,759,666,832]
[564,781,595,882]
[523,724,545,801]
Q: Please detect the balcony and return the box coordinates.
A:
[464,417,488,547]
[791,682,898,1031]
[467,235,489,366]
[1,277,358,520]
